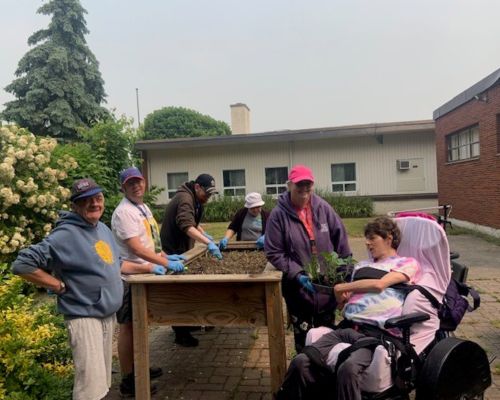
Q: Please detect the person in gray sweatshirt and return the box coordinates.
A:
[11,178,136,400]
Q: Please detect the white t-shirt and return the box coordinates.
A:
[111,197,162,264]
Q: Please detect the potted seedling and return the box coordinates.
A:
[304,251,356,294]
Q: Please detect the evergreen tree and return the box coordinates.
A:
[2,0,108,141]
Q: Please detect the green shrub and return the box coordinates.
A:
[0,125,77,265]
[155,192,372,223]
[0,268,73,399]
[52,116,164,227]
[315,189,373,218]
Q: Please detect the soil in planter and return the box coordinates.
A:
[185,251,268,274]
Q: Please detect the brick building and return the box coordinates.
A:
[433,68,500,233]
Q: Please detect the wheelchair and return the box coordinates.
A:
[277,215,492,400]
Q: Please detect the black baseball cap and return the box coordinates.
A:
[195,174,218,195]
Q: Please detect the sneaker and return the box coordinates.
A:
[149,366,163,379]
[119,374,158,398]
[174,332,199,347]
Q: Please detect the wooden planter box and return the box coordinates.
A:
[125,241,286,399]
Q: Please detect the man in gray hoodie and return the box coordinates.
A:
[11,178,133,400]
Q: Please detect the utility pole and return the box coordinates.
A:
[135,88,141,127]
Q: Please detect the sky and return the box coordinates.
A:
[1,0,500,133]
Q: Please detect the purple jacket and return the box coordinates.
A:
[265,192,351,283]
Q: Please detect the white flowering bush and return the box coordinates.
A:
[0,125,77,264]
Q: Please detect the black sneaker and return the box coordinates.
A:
[119,374,158,398]
[174,332,199,347]
[149,366,163,379]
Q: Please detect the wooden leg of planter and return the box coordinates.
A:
[131,283,150,400]
[265,281,286,395]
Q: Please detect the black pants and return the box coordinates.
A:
[277,328,373,400]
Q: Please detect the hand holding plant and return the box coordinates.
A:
[304,251,357,288]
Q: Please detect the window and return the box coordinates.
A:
[167,172,188,199]
[331,163,356,193]
[265,167,288,195]
[447,125,479,162]
[223,169,245,196]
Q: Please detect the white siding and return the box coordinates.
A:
[146,132,437,204]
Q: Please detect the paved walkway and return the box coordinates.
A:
[106,234,500,399]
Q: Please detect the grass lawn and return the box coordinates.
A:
[201,217,373,241]
[447,225,500,246]
[201,217,500,245]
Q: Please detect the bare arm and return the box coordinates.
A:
[124,236,168,267]
[223,229,235,240]
[186,226,211,245]
[121,260,154,275]
[334,270,409,297]
[19,269,64,293]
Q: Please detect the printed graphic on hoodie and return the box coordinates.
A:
[95,240,114,264]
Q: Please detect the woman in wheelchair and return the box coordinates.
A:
[276,215,491,400]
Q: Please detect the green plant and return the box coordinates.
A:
[52,116,162,227]
[314,189,373,218]
[0,125,77,265]
[0,274,73,399]
[304,251,356,287]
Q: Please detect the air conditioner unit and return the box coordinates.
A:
[397,160,410,170]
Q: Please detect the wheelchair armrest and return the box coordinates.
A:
[384,312,430,330]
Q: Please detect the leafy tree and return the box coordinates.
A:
[142,106,231,139]
[1,0,108,141]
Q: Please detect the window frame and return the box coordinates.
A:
[166,172,188,199]
[265,167,288,196]
[331,163,357,194]
[446,125,480,162]
[222,169,246,197]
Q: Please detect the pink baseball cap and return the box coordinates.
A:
[288,165,315,183]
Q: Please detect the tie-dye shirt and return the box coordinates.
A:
[343,256,420,330]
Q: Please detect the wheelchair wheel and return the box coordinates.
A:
[416,337,491,400]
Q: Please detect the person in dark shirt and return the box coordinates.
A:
[219,192,269,250]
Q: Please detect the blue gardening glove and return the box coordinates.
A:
[298,274,315,293]
[167,260,184,273]
[207,241,223,260]
[202,232,214,241]
[166,254,186,262]
[256,234,265,249]
[219,237,229,250]
[152,265,166,275]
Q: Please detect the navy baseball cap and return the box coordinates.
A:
[119,167,144,185]
[70,178,103,202]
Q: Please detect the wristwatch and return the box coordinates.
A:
[58,281,67,294]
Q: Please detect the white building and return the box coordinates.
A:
[136,107,437,215]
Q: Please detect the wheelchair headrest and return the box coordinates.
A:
[395,216,451,299]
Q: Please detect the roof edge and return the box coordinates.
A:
[135,119,434,150]
[433,67,500,120]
